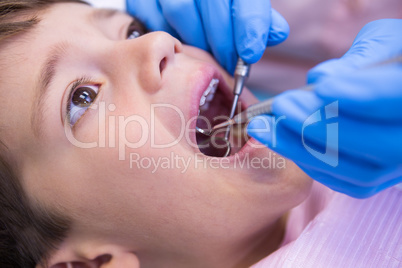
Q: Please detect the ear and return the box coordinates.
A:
[42,242,140,268]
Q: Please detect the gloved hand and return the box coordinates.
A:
[126,0,289,73]
[247,19,402,198]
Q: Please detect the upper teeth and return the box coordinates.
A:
[199,79,219,112]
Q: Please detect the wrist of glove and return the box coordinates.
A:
[248,19,402,198]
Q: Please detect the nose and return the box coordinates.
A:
[113,31,182,93]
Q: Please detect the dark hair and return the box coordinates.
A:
[0,1,87,267]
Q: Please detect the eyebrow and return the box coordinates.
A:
[92,8,120,21]
[31,8,122,138]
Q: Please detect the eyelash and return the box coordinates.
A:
[65,18,147,127]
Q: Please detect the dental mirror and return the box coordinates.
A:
[196,126,231,157]
[197,136,231,158]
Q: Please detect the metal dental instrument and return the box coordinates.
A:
[212,84,314,133]
[224,58,251,140]
[195,53,402,157]
[201,53,402,136]
[196,127,211,136]
[195,84,312,157]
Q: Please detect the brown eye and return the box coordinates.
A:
[68,84,100,126]
[126,18,148,40]
[72,86,98,107]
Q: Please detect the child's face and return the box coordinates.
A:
[0,2,311,264]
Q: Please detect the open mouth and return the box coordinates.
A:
[196,78,249,157]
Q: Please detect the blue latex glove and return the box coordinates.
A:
[126,0,289,73]
[247,19,402,198]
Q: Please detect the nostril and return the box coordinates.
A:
[159,57,167,74]
[93,254,112,266]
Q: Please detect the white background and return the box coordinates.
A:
[84,0,125,11]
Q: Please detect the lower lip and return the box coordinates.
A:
[227,137,259,161]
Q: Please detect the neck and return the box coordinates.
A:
[101,213,289,268]
[232,213,288,268]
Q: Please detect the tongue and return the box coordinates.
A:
[196,134,231,157]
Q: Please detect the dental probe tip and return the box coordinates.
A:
[224,94,240,140]
[196,127,212,136]
[211,119,235,132]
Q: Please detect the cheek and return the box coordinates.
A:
[227,156,313,215]
[46,147,147,225]
[71,102,153,157]
[182,45,220,67]
[273,161,313,207]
